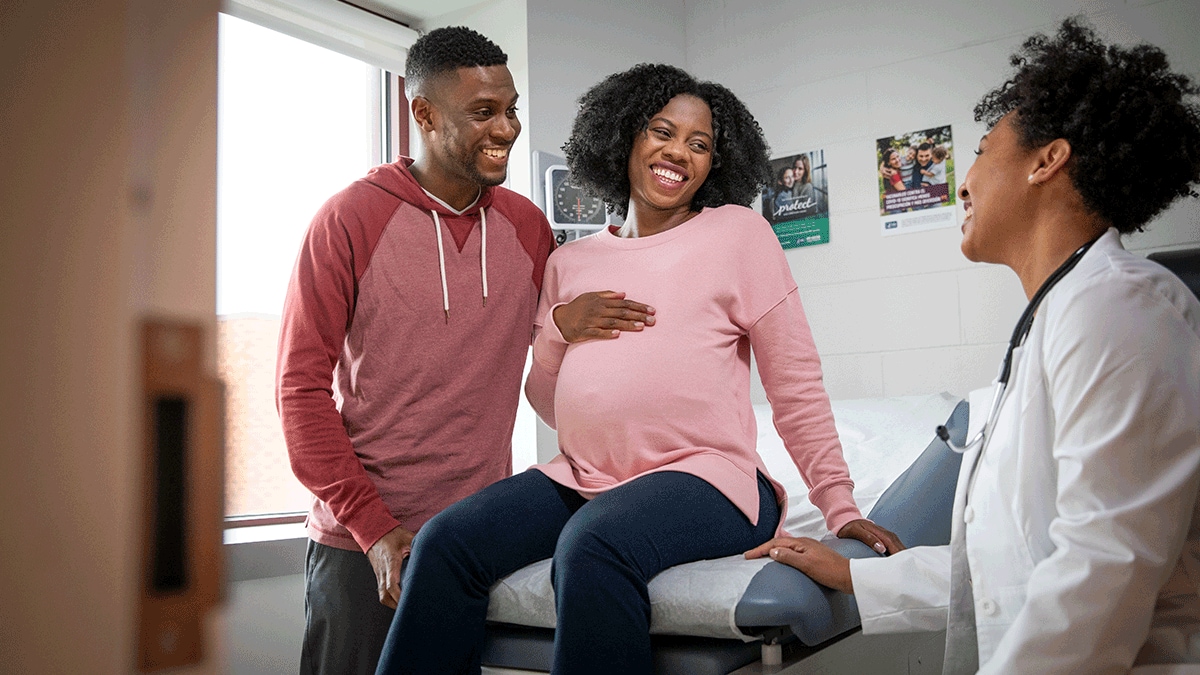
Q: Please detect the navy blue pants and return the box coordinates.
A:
[374,469,779,675]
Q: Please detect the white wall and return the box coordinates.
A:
[687,0,1200,402]
[525,0,688,159]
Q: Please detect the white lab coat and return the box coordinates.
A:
[851,229,1200,673]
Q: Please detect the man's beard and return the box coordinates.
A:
[444,137,507,187]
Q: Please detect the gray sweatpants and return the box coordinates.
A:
[300,540,398,675]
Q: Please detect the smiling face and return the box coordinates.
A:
[782,168,795,188]
[425,65,520,187]
[917,148,933,165]
[959,113,1038,263]
[626,94,714,215]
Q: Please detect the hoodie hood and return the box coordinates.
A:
[362,156,497,217]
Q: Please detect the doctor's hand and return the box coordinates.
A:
[552,291,655,343]
[367,525,415,609]
[744,537,854,594]
[837,519,906,555]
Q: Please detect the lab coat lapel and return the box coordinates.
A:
[943,383,1002,674]
[944,437,982,674]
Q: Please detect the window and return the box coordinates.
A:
[217,12,392,519]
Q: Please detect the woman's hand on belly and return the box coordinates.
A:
[553,290,656,342]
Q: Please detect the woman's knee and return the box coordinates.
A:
[408,510,463,564]
[553,514,643,584]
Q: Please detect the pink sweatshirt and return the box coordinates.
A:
[277,158,555,552]
[525,205,861,536]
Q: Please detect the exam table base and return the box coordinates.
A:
[481,624,945,675]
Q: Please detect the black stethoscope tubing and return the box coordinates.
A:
[937,235,1103,453]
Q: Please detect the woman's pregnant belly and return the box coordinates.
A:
[553,326,742,482]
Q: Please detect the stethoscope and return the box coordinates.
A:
[936,235,1103,453]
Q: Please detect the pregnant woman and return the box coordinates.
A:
[375,63,901,675]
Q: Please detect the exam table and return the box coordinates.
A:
[479,393,970,675]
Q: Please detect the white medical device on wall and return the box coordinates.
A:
[531,150,610,246]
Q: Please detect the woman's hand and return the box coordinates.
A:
[744,537,854,594]
[837,519,906,555]
[552,291,655,343]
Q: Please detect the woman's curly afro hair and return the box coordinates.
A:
[563,64,772,218]
[975,17,1200,233]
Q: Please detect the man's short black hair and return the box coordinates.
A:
[405,26,507,99]
[975,17,1200,233]
[917,142,933,152]
[563,63,771,218]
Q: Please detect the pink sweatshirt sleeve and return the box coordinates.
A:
[276,193,401,553]
[524,302,569,429]
[749,289,862,534]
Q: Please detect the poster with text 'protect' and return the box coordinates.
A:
[877,125,957,236]
[760,149,829,249]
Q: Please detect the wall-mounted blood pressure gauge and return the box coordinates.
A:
[546,165,608,230]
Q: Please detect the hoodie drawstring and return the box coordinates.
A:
[432,210,450,323]
[480,207,488,307]
[431,206,488,323]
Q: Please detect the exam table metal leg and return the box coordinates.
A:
[731,629,946,674]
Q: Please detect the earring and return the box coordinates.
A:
[1028,174,1035,182]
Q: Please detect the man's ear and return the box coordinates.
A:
[411,95,436,133]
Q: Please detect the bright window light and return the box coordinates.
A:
[217,13,376,518]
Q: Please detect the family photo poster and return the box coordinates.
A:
[876,125,958,236]
[760,149,830,249]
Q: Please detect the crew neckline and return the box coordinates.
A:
[597,208,711,249]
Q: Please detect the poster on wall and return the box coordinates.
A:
[876,125,957,236]
[760,149,829,249]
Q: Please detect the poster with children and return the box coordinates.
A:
[759,149,830,249]
[876,125,957,236]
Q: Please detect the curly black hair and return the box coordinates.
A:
[975,17,1200,233]
[404,26,507,99]
[563,64,771,218]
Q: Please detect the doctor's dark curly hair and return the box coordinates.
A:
[974,17,1200,233]
[563,64,771,218]
[405,26,507,99]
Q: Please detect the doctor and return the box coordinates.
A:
[746,18,1200,673]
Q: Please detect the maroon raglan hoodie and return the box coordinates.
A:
[276,158,554,552]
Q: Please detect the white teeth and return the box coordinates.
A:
[483,148,508,159]
[652,167,685,182]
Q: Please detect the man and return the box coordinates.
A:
[909,141,934,188]
[275,26,555,675]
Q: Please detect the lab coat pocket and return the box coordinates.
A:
[974,582,1029,660]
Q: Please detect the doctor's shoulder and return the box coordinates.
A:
[1040,246,1200,360]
